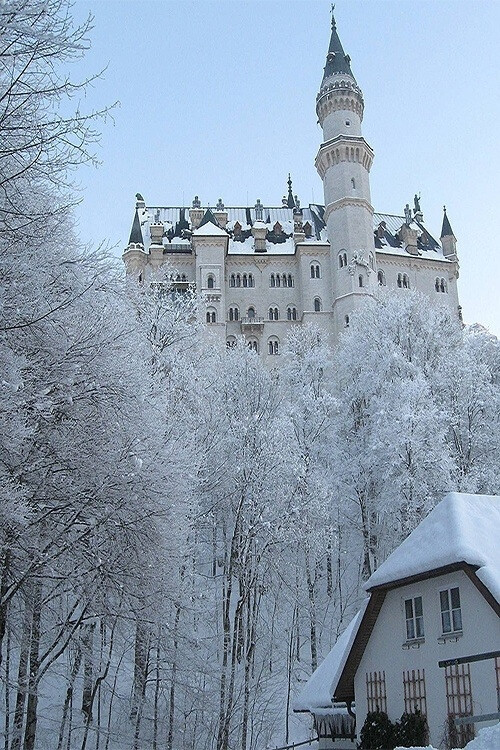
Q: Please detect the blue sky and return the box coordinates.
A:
[72,0,500,336]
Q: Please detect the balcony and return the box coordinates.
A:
[240,316,264,331]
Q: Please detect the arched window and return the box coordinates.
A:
[344,315,350,327]
[282,274,287,287]
[435,278,440,292]
[287,306,297,321]
[377,270,385,286]
[369,254,375,270]
[288,274,293,287]
[207,275,215,289]
[311,263,320,278]
[247,307,256,320]
[138,273,143,284]
[268,338,279,356]
[243,273,248,288]
[248,273,254,288]
[268,307,279,321]
[270,273,275,287]
[358,275,363,288]
[275,274,281,287]
[206,309,216,324]
[181,274,187,282]
[176,274,181,281]
[236,274,241,287]
[247,338,258,353]
[397,273,402,288]
[226,337,236,348]
[351,177,356,189]
[229,306,239,322]
[440,278,447,293]
[402,273,410,289]
[314,297,322,312]
[230,274,235,287]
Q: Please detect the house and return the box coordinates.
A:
[294,493,500,749]
[123,12,461,358]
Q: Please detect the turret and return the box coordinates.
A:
[315,11,376,338]
[440,206,457,259]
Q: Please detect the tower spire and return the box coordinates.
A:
[440,206,455,238]
[286,173,295,209]
[322,8,354,84]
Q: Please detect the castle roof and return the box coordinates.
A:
[440,207,455,239]
[128,209,144,245]
[322,13,355,84]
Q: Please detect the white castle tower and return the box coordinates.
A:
[315,11,377,337]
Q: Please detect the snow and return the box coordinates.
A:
[192,222,228,236]
[365,493,500,604]
[393,723,500,750]
[293,601,368,712]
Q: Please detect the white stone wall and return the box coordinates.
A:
[354,571,500,747]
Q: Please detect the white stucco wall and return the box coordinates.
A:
[354,571,500,748]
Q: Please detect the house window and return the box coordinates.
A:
[207,275,215,289]
[440,587,462,634]
[403,669,427,716]
[206,310,216,324]
[405,596,424,640]
[377,270,385,286]
[268,307,278,321]
[314,297,322,312]
[268,338,279,355]
[366,671,387,714]
[287,306,297,321]
[445,663,474,748]
[311,263,320,279]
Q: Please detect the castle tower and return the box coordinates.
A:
[315,12,376,336]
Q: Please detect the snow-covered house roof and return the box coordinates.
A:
[365,492,500,604]
[293,603,368,713]
[294,493,500,713]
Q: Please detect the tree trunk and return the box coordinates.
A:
[10,596,32,750]
[23,578,42,750]
[56,645,82,750]
[167,606,181,750]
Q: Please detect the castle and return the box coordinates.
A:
[122,13,460,357]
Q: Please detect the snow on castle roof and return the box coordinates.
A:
[365,492,500,603]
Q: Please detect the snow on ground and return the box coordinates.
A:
[394,722,500,750]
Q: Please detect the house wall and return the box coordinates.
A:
[354,570,500,748]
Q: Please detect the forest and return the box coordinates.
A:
[1,2,499,749]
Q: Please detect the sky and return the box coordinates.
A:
[71,0,500,337]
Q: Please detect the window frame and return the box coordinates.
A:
[404,595,425,641]
[440,587,462,634]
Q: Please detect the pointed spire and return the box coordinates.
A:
[440,206,455,238]
[198,207,219,228]
[128,209,144,245]
[322,9,355,84]
[286,174,295,208]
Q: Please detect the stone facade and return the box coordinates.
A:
[122,16,460,359]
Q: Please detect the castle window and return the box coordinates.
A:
[270,273,275,287]
[345,119,351,126]
[440,278,447,293]
[268,307,279,321]
[282,274,288,287]
[403,273,410,289]
[226,337,236,348]
[288,274,293,287]
[230,274,235,287]
[181,274,187,282]
[377,270,386,286]
[228,306,239,322]
[311,263,321,279]
[243,273,248,287]
[358,275,363,288]
[287,306,297,321]
[339,251,348,268]
[206,309,216,324]
[268,338,279,356]
[369,254,375,270]
[398,273,402,288]
[435,278,440,292]
[314,297,322,312]
[344,315,350,327]
[351,178,356,189]
[303,222,312,238]
[207,274,215,289]
[247,307,256,320]
[236,274,241,287]
[275,274,281,287]
[138,273,142,284]
[248,273,254,288]
[247,338,258,353]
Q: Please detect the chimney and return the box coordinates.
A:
[213,198,228,228]
[189,196,204,229]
